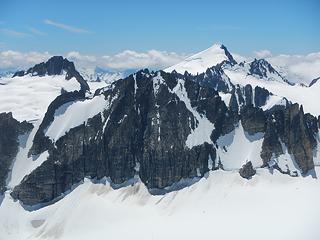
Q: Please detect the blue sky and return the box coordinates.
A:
[0,0,319,55]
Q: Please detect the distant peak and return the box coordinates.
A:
[12,56,90,91]
[209,43,223,48]
[165,43,236,75]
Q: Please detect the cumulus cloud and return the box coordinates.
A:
[1,48,319,85]
[254,50,273,58]
[101,49,187,70]
[0,49,187,72]
[265,52,320,84]
[0,50,50,69]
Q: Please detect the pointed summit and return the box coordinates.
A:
[13,56,90,91]
[165,43,236,75]
[248,58,292,84]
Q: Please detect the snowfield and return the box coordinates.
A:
[0,74,81,122]
[45,94,108,142]
[165,44,230,74]
[1,168,320,240]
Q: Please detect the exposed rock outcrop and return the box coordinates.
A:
[28,90,86,156]
[13,56,89,92]
[239,161,256,179]
[261,104,316,173]
[240,105,266,135]
[9,64,319,206]
[12,70,225,205]
[0,112,33,194]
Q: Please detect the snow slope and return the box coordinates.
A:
[45,95,108,142]
[0,74,81,122]
[216,123,264,170]
[1,168,319,240]
[165,44,230,74]
[171,78,215,148]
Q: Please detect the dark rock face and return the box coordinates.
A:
[254,86,270,107]
[12,70,25,77]
[240,105,266,135]
[239,161,256,179]
[12,56,89,92]
[261,104,316,173]
[309,77,320,87]
[285,105,316,173]
[260,118,283,165]
[249,59,292,85]
[9,66,320,206]
[193,65,233,92]
[29,90,86,157]
[0,112,33,194]
[12,70,226,205]
[249,59,280,78]
[228,85,271,112]
[220,44,237,66]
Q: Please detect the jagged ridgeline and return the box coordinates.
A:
[1,53,319,206]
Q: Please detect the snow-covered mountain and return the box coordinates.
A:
[1,46,320,240]
[165,44,320,116]
[78,66,125,82]
[165,43,236,74]
[0,56,87,122]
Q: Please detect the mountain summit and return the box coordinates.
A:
[165,43,236,75]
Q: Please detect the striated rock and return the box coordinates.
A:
[0,112,33,193]
[284,105,315,173]
[260,118,283,165]
[12,70,223,205]
[239,161,256,179]
[227,85,271,112]
[192,65,234,92]
[240,105,266,135]
[9,64,320,206]
[254,86,270,107]
[261,104,316,173]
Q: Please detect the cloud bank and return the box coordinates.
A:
[1,48,319,84]
[0,49,188,72]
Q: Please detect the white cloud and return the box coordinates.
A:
[101,49,187,70]
[1,48,319,85]
[254,50,273,58]
[265,52,320,84]
[66,51,97,63]
[232,53,249,63]
[44,19,91,34]
[28,27,46,36]
[0,50,50,69]
[0,28,30,38]
[0,49,187,72]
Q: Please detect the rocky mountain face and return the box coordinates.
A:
[0,113,33,194]
[10,66,320,206]
[11,70,233,205]
[12,56,90,92]
[0,50,319,207]
[261,104,318,173]
[248,58,292,85]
